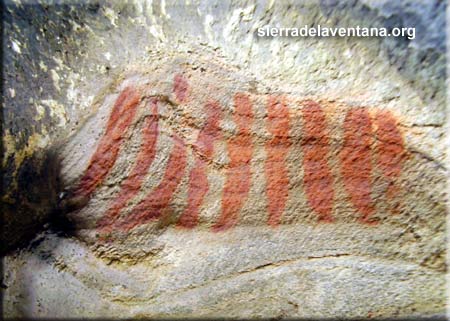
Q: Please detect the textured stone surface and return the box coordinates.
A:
[2,0,447,319]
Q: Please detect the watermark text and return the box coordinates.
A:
[257,25,416,40]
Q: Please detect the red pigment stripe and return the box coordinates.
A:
[74,86,140,198]
[340,108,376,223]
[174,73,189,103]
[177,101,223,228]
[213,93,254,231]
[301,100,334,222]
[113,134,187,232]
[97,99,159,231]
[374,110,405,201]
[265,96,291,227]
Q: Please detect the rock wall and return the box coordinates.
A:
[2,0,447,319]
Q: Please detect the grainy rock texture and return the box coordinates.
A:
[2,0,447,319]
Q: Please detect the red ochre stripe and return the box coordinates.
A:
[374,110,405,202]
[265,96,291,227]
[213,93,254,231]
[97,99,159,231]
[174,74,189,103]
[74,86,140,198]
[301,100,334,222]
[113,134,188,232]
[177,101,223,228]
[340,108,376,223]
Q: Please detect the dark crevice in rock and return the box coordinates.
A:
[1,147,64,254]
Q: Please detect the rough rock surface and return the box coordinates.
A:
[2,0,447,319]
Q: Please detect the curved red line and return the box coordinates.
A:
[97,99,159,231]
[73,86,140,198]
[113,134,187,232]
[177,101,223,228]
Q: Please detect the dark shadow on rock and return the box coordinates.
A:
[1,146,65,255]
[1,1,103,256]
[1,143,88,257]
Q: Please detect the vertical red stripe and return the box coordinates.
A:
[374,110,405,203]
[113,135,187,232]
[178,101,223,228]
[74,87,140,198]
[213,93,254,231]
[301,100,334,222]
[174,74,189,103]
[340,108,375,223]
[97,99,159,231]
[265,96,291,226]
